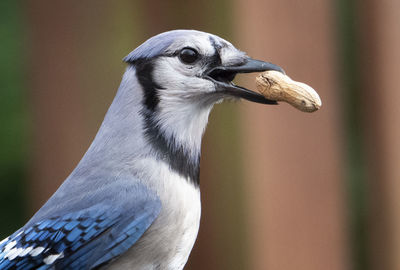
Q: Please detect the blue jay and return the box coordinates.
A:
[0,30,283,269]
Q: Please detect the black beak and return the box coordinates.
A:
[206,58,285,104]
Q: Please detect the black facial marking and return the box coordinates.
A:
[134,58,164,111]
[131,38,229,184]
[207,36,224,70]
[132,57,200,186]
[141,109,200,186]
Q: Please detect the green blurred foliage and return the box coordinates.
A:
[336,0,368,269]
[0,0,28,238]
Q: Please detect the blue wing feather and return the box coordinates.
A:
[0,199,161,270]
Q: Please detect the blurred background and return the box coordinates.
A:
[1,0,399,269]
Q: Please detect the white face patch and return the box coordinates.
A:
[146,32,249,155]
[150,56,215,158]
[154,32,249,104]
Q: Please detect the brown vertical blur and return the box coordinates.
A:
[234,1,349,270]
[26,0,141,212]
[359,1,400,270]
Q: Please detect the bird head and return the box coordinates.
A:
[120,30,283,156]
[124,30,283,110]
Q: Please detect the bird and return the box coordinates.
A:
[0,30,283,270]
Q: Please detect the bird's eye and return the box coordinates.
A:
[178,48,199,64]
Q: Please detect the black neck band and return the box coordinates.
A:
[134,59,200,186]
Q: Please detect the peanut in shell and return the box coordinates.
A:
[256,71,322,112]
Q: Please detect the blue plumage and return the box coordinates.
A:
[0,201,161,269]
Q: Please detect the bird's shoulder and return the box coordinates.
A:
[0,180,161,270]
